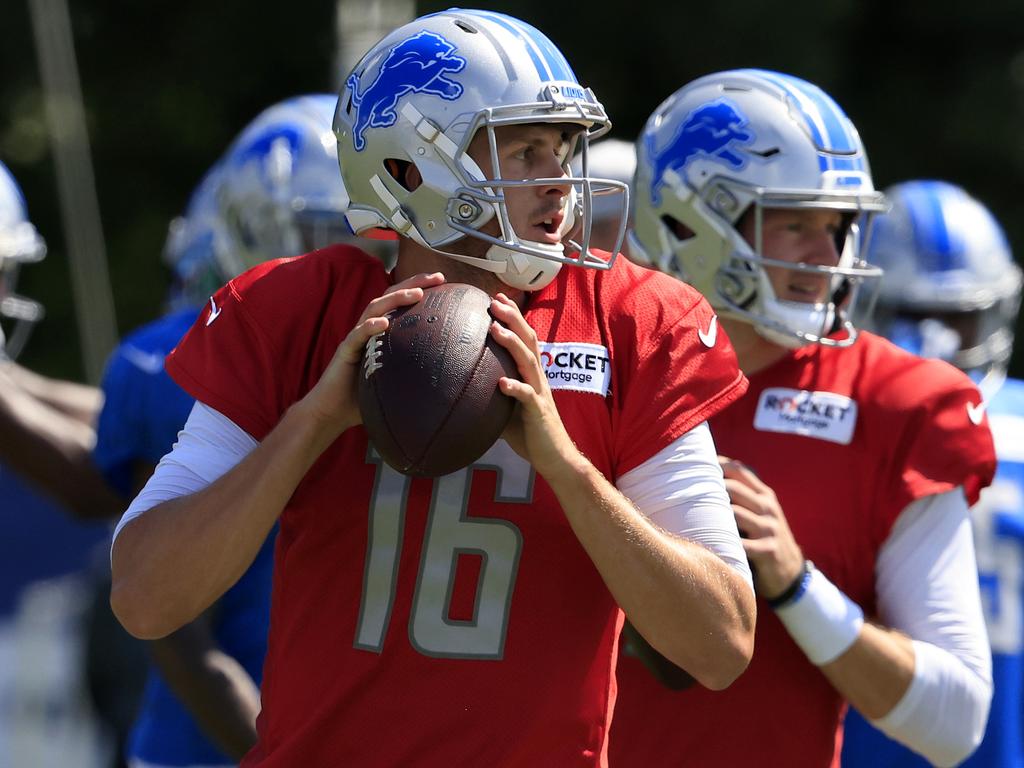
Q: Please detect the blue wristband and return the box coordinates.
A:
[766,560,812,610]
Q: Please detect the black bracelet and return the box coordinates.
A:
[765,560,812,610]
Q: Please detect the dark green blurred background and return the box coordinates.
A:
[4,0,1024,381]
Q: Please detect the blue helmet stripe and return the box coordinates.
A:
[904,181,955,271]
[480,11,576,82]
[517,19,577,82]
[457,9,552,81]
[777,73,858,153]
[746,69,863,174]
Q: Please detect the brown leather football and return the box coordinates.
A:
[357,282,518,477]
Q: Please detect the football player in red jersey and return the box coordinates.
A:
[610,70,995,768]
[108,10,756,767]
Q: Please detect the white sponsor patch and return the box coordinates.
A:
[538,342,611,396]
[754,388,858,445]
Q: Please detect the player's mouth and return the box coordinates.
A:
[529,210,565,243]
[785,279,828,302]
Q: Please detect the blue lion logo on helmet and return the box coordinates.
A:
[649,99,754,203]
[346,31,467,152]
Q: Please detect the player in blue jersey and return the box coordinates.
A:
[0,159,129,766]
[842,180,1024,767]
[100,94,361,768]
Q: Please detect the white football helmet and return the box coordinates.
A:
[631,69,888,348]
[869,180,1021,383]
[216,94,352,278]
[0,160,46,359]
[334,9,627,291]
[571,138,635,254]
[163,164,229,311]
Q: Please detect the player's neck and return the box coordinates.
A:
[394,241,526,307]
[720,317,792,376]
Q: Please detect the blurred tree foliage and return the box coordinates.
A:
[3,0,1024,380]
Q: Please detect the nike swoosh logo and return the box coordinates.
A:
[967,401,987,426]
[121,344,165,375]
[205,296,222,326]
[698,315,718,348]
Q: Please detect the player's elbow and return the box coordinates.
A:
[109,577,175,640]
[698,582,757,690]
[693,622,755,691]
[922,684,991,767]
[109,526,179,640]
[875,643,992,768]
[919,716,987,768]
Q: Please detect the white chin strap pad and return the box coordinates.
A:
[486,242,563,292]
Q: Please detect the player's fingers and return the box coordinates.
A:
[490,295,541,354]
[740,537,776,558]
[497,374,539,405]
[723,477,771,515]
[489,318,544,390]
[334,316,390,364]
[381,271,445,297]
[719,457,771,494]
[732,505,771,539]
[358,286,427,325]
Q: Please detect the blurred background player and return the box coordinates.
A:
[842,180,1024,767]
[571,137,634,255]
[0,158,116,767]
[0,158,120,518]
[610,70,994,767]
[97,93,361,768]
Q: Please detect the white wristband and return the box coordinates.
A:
[774,565,864,666]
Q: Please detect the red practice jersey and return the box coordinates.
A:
[165,245,747,767]
[610,332,996,768]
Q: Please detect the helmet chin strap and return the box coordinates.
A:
[411,189,575,292]
[412,238,566,292]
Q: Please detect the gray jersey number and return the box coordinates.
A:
[356,440,534,659]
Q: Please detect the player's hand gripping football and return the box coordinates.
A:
[721,458,806,601]
[301,272,446,437]
[488,293,579,481]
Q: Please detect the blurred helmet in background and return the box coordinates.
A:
[0,160,46,359]
[868,180,1021,380]
[216,93,352,278]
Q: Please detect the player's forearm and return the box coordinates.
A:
[774,555,990,766]
[820,622,915,718]
[150,636,260,760]
[3,361,103,425]
[0,379,122,518]
[111,401,344,639]
[825,628,990,766]
[545,455,755,689]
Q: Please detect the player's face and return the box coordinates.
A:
[739,208,843,304]
[467,124,573,246]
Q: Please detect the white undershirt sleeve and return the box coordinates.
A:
[867,488,993,767]
[617,422,754,593]
[111,401,257,544]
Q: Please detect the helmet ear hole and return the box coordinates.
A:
[385,159,417,191]
[662,215,695,243]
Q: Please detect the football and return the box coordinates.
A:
[357,282,518,477]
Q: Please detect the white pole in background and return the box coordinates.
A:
[27,0,118,384]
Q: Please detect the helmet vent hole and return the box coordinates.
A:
[385,159,414,191]
[454,20,478,34]
[663,215,695,243]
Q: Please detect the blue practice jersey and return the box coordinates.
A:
[0,464,109,618]
[96,307,276,767]
[843,377,1024,768]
